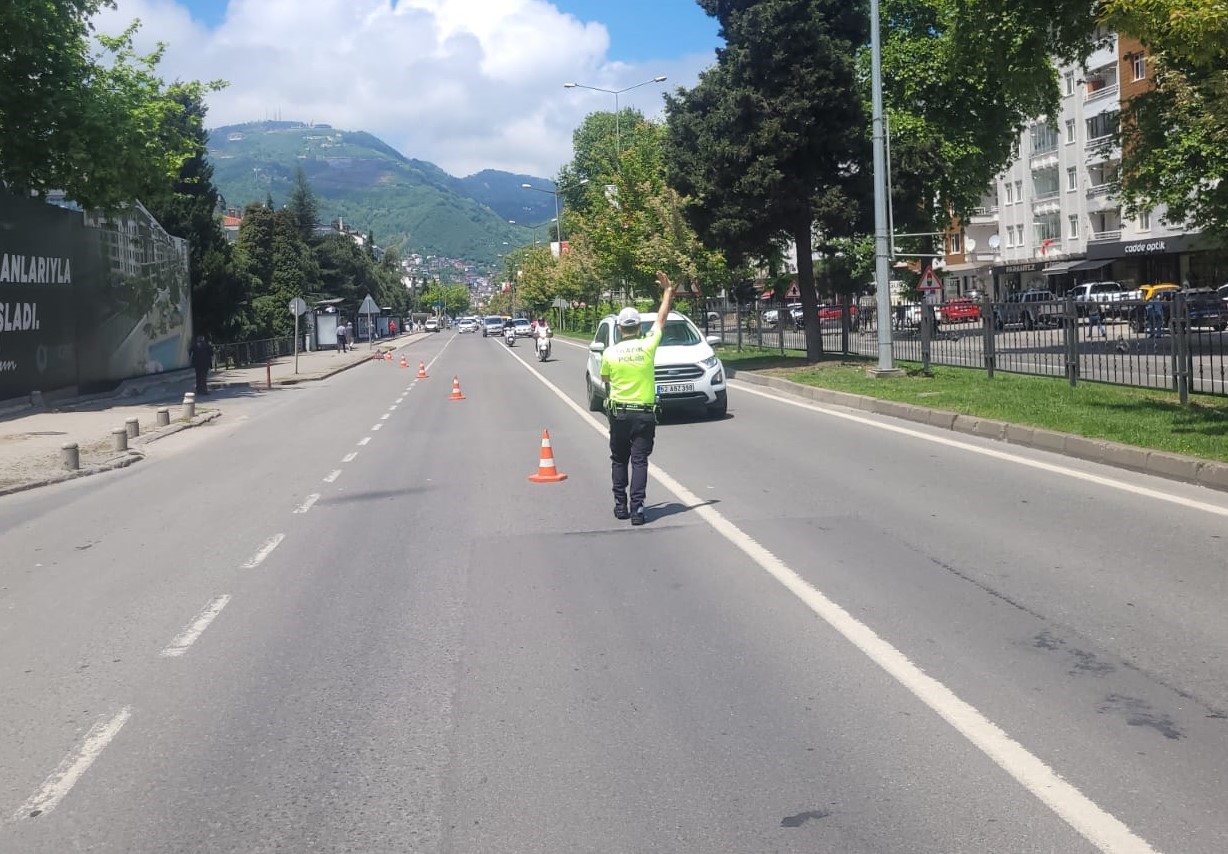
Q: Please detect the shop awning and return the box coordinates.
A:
[941,262,989,274]
[1067,259,1111,273]
[1043,261,1079,275]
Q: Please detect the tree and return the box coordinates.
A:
[875,0,1097,224]
[1102,0,1228,237]
[665,0,872,359]
[0,4,223,209]
[286,166,320,243]
[143,87,250,341]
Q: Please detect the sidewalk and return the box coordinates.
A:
[0,333,427,496]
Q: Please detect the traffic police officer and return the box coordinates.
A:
[601,271,676,525]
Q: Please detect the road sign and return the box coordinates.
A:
[288,297,308,316]
[358,294,380,315]
[918,265,943,291]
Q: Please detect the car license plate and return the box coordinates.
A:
[656,382,695,394]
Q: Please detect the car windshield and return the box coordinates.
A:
[514,319,530,327]
[624,319,700,346]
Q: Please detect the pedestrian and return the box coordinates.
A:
[389,319,398,336]
[189,334,214,396]
[1145,298,1164,338]
[336,320,348,352]
[1088,303,1107,338]
[600,270,676,526]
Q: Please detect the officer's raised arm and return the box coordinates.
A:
[654,271,676,334]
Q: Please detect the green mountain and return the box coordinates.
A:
[206,121,554,264]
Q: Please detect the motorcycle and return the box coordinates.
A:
[535,332,552,362]
[504,327,516,346]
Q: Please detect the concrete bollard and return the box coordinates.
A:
[182,392,196,420]
[30,390,44,409]
[125,417,140,439]
[112,427,128,453]
[61,442,80,470]
[156,407,170,427]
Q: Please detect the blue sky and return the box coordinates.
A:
[107,0,725,176]
[177,0,722,64]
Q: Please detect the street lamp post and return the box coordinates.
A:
[522,179,588,248]
[510,217,557,245]
[563,76,667,166]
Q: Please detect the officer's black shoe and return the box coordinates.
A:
[613,504,629,520]
[630,506,646,526]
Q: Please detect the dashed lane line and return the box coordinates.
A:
[240,534,284,569]
[324,470,342,483]
[371,424,383,431]
[12,706,133,821]
[342,452,358,463]
[357,437,371,446]
[293,494,320,515]
[159,595,232,658]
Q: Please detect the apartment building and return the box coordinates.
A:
[944,30,1224,299]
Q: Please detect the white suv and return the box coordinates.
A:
[585,311,728,418]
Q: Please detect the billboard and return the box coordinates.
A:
[0,193,192,402]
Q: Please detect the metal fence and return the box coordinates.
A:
[703,294,1228,401]
[213,336,298,369]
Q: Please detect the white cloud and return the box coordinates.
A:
[95,0,711,178]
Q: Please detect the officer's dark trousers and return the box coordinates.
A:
[609,411,656,510]
[194,366,208,395]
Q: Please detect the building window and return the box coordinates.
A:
[1004,183,1014,205]
[1086,111,1120,142]
[1132,55,1146,82]
[1067,168,1078,192]
[1065,119,1076,144]
[1030,123,1059,155]
[950,233,962,254]
[1034,214,1060,243]
[1006,226,1015,247]
[1068,215,1080,239]
[1138,210,1151,231]
[1015,180,1023,203]
[1064,70,1075,96]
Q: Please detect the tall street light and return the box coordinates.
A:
[868,0,899,376]
[509,217,557,245]
[521,179,588,249]
[563,76,667,166]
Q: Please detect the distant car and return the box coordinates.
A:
[993,289,1065,330]
[482,315,503,337]
[456,317,478,333]
[1068,281,1128,317]
[817,304,858,330]
[940,298,981,323]
[513,318,533,337]
[424,317,440,332]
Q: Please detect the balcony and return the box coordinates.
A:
[1089,230,1122,243]
[1086,35,1118,71]
[1085,83,1119,104]
[1087,184,1113,197]
[1030,152,1060,171]
[968,206,999,224]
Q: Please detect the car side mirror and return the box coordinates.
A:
[589,341,606,353]
[705,335,723,347]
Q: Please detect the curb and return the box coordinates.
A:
[733,372,1228,494]
[0,410,222,498]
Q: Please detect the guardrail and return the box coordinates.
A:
[213,336,298,369]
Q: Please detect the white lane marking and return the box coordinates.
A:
[380,413,391,420]
[733,381,1228,519]
[357,437,371,446]
[342,452,358,463]
[241,534,284,569]
[396,398,405,404]
[505,348,1159,854]
[293,494,320,515]
[160,595,231,658]
[323,469,342,483]
[371,424,383,431]
[14,707,132,820]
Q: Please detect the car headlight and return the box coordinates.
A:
[701,355,720,369]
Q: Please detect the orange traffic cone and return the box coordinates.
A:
[399,355,408,369]
[384,351,392,362]
[528,430,568,483]
[416,362,429,378]
[448,376,466,401]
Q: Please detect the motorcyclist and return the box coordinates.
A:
[534,317,552,357]
[503,317,516,344]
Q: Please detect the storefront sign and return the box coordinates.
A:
[994,262,1042,274]
[1086,232,1216,261]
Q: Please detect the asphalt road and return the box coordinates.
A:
[3,328,1228,852]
